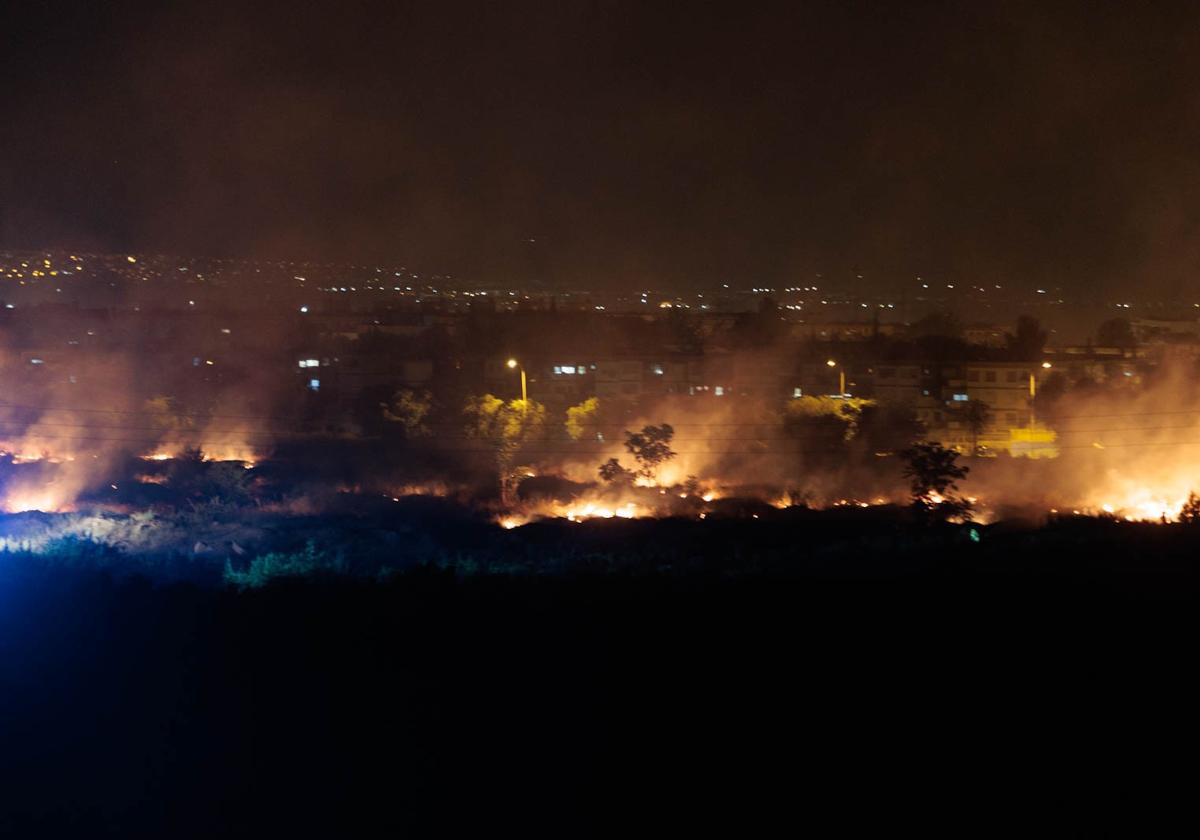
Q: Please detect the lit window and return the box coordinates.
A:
[715,386,725,396]
[793,387,803,398]
[553,366,562,375]
[560,365,576,375]
[29,358,44,365]
[308,379,320,391]
[651,364,664,375]
[953,393,969,402]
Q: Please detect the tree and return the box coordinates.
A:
[666,308,705,354]
[565,397,600,441]
[1180,492,1200,524]
[855,403,925,456]
[598,457,635,486]
[1032,370,1069,423]
[1097,317,1136,348]
[381,388,433,438]
[463,394,547,504]
[1006,315,1048,360]
[961,400,992,455]
[910,310,963,340]
[623,423,676,482]
[900,441,972,522]
[910,310,968,362]
[782,396,867,443]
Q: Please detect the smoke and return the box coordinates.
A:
[963,360,1200,521]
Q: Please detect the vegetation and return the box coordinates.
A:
[565,397,601,441]
[961,400,992,455]
[463,394,547,503]
[598,456,635,485]
[623,423,676,481]
[381,388,433,438]
[1097,317,1137,348]
[224,541,345,589]
[900,441,972,522]
[854,403,925,457]
[1181,492,1200,524]
[1006,315,1048,360]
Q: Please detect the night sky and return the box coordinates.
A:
[4,1,1200,294]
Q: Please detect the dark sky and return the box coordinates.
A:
[4,0,1200,294]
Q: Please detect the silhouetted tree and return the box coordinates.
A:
[910,310,969,361]
[666,308,705,354]
[900,441,972,522]
[1097,317,1136,348]
[961,400,992,455]
[1006,315,1048,360]
[598,457,635,486]
[1032,371,1069,422]
[1180,492,1200,524]
[910,310,963,339]
[855,403,925,456]
[623,424,676,482]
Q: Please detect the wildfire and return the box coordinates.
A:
[1,489,73,514]
[2,450,74,465]
[1082,493,1186,522]
[563,501,638,522]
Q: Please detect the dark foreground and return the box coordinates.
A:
[1,526,1198,836]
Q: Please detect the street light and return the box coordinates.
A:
[826,359,846,397]
[507,358,527,402]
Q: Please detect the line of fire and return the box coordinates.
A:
[3,250,1198,557]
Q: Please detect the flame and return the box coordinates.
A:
[2,489,73,513]
[563,501,638,522]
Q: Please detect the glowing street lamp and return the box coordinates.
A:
[826,359,846,396]
[507,358,527,402]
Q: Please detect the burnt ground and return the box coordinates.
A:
[1,517,1198,836]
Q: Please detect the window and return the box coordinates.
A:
[299,358,319,368]
[715,386,725,396]
[650,364,664,376]
[308,379,320,391]
[985,370,997,382]
[968,370,980,382]
[952,393,969,402]
[793,387,803,398]
[1005,370,1018,383]
[559,365,576,375]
